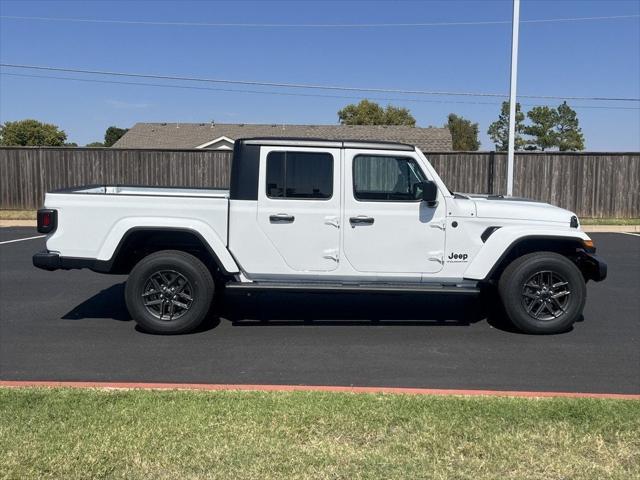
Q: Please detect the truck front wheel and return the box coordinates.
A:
[125,250,214,334]
[498,252,586,334]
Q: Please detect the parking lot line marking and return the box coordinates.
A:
[0,235,45,245]
[1,381,639,400]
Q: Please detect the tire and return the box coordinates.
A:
[125,250,214,334]
[498,252,586,334]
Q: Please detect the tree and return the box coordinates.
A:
[487,101,525,151]
[523,106,558,151]
[446,113,480,150]
[0,119,67,146]
[86,142,105,147]
[555,101,584,151]
[382,105,416,126]
[338,100,415,126]
[520,102,585,151]
[104,126,129,147]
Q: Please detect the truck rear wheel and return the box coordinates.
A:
[125,250,214,334]
[498,252,586,334]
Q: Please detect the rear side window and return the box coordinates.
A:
[353,155,427,201]
[266,151,333,199]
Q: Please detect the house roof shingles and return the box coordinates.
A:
[113,123,452,152]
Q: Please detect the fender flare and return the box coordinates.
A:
[463,229,590,281]
[97,220,240,274]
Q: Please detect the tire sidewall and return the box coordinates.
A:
[125,251,213,334]
[499,253,586,334]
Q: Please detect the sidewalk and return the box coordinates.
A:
[582,224,640,233]
[0,220,37,227]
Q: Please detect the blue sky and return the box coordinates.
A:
[1,0,639,150]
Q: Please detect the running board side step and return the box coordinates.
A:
[226,282,480,294]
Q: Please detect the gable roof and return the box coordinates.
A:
[194,136,235,149]
[113,123,452,151]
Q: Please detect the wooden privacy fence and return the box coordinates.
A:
[427,152,639,218]
[1,147,638,218]
[0,147,231,211]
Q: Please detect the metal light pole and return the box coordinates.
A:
[506,0,520,196]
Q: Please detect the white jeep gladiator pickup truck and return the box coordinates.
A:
[33,138,606,334]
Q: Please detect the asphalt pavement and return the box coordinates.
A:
[1,227,638,393]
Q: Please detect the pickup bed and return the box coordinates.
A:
[34,138,606,334]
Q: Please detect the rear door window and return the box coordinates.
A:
[266,151,333,199]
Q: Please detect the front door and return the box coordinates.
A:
[342,150,446,274]
[257,147,341,272]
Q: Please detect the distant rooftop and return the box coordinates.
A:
[113,123,453,152]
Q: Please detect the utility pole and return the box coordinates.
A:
[506,0,520,196]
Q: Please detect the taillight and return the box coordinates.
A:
[37,209,57,234]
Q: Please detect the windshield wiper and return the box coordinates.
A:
[452,192,470,199]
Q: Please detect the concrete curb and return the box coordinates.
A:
[2,220,639,233]
[1,380,639,400]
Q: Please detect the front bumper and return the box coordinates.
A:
[576,250,607,282]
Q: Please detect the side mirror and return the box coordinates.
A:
[421,180,438,207]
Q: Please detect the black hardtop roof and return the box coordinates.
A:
[235,137,416,151]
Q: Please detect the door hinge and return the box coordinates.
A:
[323,248,339,262]
[429,220,446,230]
[427,251,444,264]
[324,216,340,228]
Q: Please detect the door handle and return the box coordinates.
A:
[349,216,375,225]
[269,213,295,223]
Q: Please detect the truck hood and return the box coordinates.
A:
[464,194,575,224]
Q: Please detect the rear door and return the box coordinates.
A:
[342,150,446,274]
[257,147,341,272]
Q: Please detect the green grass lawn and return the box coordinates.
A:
[580,218,640,225]
[0,388,638,479]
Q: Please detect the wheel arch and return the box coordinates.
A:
[464,233,590,283]
[95,227,238,276]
